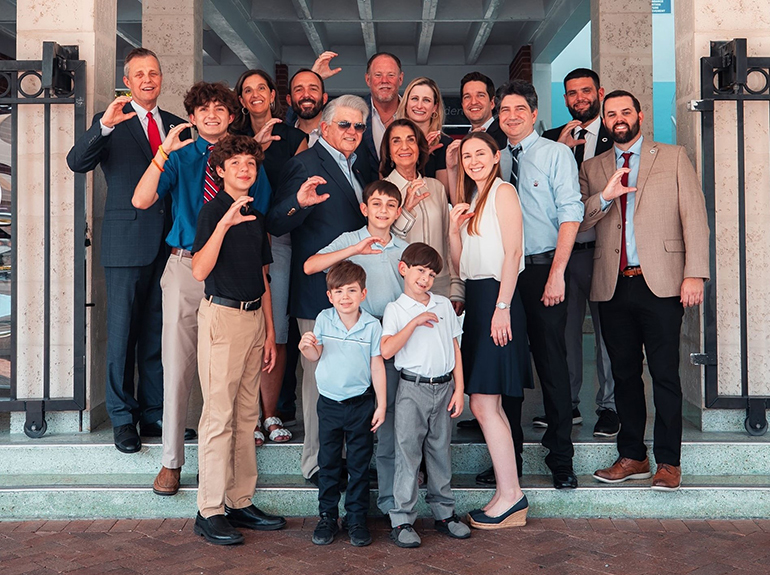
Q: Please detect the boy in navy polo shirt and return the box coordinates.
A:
[190,135,286,545]
[303,180,407,517]
[381,243,470,548]
[299,261,386,548]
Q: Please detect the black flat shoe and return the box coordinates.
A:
[193,513,244,545]
[224,504,286,531]
[140,420,197,440]
[552,467,578,489]
[467,495,529,529]
[113,424,141,453]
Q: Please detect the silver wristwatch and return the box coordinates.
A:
[496,302,510,310]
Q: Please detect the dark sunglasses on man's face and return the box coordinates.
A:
[334,120,366,133]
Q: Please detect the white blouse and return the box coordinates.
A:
[460,177,525,281]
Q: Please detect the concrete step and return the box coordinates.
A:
[2,473,769,520]
[2,438,769,477]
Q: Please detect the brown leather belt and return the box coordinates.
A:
[620,266,643,277]
[171,247,193,259]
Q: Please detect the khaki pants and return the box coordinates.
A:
[297,318,319,479]
[160,255,205,469]
[197,298,266,518]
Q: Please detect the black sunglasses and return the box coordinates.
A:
[334,120,366,133]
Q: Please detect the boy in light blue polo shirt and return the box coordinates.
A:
[299,261,386,548]
[304,180,408,517]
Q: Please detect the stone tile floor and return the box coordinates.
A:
[2,516,770,575]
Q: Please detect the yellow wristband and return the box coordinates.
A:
[157,144,169,161]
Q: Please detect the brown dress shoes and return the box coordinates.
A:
[593,457,652,483]
[153,466,181,496]
[651,463,682,491]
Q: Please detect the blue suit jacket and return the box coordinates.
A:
[267,144,367,320]
[66,103,187,268]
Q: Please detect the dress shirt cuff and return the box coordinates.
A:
[600,195,613,211]
[391,209,416,237]
[99,119,115,137]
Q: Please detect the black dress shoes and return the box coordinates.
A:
[458,418,481,430]
[194,513,244,545]
[552,467,578,489]
[113,424,141,453]
[225,504,286,531]
[476,466,496,485]
[140,420,197,441]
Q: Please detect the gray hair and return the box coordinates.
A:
[123,47,162,78]
[321,94,369,125]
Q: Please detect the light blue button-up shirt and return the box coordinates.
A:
[600,136,644,267]
[317,226,407,317]
[500,130,584,256]
[317,137,364,204]
[313,307,382,401]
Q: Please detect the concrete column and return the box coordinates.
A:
[532,62,552,132]
[590,0,653,139]
[13,0,116,433]
[675,0,770,430]
[142,0,203,119]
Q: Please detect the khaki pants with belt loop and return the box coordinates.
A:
[197,298,266,518]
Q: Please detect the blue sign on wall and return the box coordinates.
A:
[653,0,671,14]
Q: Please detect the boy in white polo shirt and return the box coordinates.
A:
[299,260,386,548]
[380,243,470,548]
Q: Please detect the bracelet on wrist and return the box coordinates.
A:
[157,144,169,161]
[151,158,165,172]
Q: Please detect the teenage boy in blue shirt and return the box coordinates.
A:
[132,82,271,498]
[299,261,387,547]
[304,180,408,516]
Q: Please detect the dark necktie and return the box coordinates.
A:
[574,128,588,168]
[203,144,219,203]
[619,152,632,271]
[146,111,162,156]
[509,144,521,189]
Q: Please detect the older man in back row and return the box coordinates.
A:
[582,90,709,491]
[267,95,370,487]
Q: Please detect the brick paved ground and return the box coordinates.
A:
[2,517,770,575]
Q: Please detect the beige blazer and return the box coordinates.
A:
[579,139,710,302]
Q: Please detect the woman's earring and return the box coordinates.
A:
[241,107,248,116]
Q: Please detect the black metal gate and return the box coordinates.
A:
[0,42,87,437]
[692,38,770,435]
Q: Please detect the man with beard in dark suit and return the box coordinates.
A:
[67,48,190,454]
[541,68,619,439]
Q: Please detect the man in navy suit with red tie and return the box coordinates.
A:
[67,48,189,453]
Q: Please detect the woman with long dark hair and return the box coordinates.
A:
[448,131,532,529]
[232,69,308,446]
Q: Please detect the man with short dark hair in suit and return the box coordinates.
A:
[267,94,369,485]
[541,68,619,439]
[66,48,188,454]
[582,91,709,491]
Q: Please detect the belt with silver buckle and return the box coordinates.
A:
[208,295,262,311]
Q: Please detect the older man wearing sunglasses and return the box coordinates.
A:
[267,94,371,486]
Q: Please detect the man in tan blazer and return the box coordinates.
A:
[579,90,709,491]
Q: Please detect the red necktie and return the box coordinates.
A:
[146,111,162,156]
[203,144,219,203]
[619,152,632,272]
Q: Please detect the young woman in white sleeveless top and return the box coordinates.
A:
[448,132,532,529]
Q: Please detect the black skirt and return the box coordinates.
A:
[462,278,533,397]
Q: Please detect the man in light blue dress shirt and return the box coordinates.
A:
[497,80,584,490]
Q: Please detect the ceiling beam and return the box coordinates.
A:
[201,29,223,65]
[116,24,140,48]
[416,0,438,65]
[464,0,503,65]
[291,0,327,56]
[356,0,376,60]
[524,0,590,63]
[203,0,281,70]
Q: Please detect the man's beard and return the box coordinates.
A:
[292,98,323,120]
[610,119,640,144]
[569,98,600,123]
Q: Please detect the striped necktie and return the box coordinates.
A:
[203,144,218,203]
[509,144,521,189]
